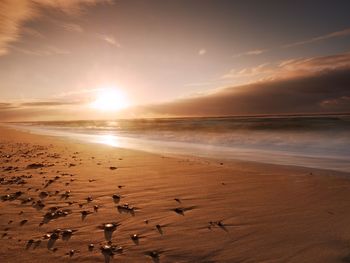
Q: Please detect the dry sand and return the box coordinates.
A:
[1,126,350,263]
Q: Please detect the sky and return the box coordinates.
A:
[0,0,350,121]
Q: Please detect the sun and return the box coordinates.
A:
[90,88,130,111]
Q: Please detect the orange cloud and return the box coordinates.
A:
[2,51,350,121]
[0,0,110,56]
[145,69,350,117]
[61,22,83,33]
[223,52,350,81]
[99,34,121,47]
[232,49,267,58]
[320,96,350,110]
[140,52,350,117]
[283,27,350,48]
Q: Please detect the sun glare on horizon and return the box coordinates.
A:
[90,88,130,111]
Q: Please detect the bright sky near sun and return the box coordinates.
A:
[0,0,350,120]
[90,88,129,111]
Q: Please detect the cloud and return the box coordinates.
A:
[20,101,79,107]
[61,22,83,33]
[231,27,350,59]
[12,45,70,56]
[198,48,207,55]
[0,100,80,109]
[0,89,101,121]
[144,68,350,116]
[0,97,126,121]
[277,52,350,71]
[0,0,109,56]
[0,106,82,122]
[283,27,350,48]
[140,52,350,117]
[232,49,267,58]
[0,99,85,121]
[0,0,34,55]
[0,102,17,110]
[2,51,350,121]
[32,0,108,14]
[320,96,350,110]
[54,88,102,99]
[222,63,273,79]
[97,34,121,47]
[22,27,45,39]
[223,51,350,80]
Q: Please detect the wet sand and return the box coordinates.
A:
[1,126,350,262]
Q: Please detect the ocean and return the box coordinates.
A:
[7,115,350,173]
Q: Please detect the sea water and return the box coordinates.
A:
[6,115,350,173]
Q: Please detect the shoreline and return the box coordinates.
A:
[4,123,350,174]
[1,126,350,262]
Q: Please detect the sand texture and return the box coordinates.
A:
[1,127,350,262]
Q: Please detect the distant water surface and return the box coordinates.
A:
[7,115,350,173]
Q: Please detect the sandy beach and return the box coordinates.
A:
[1,0,350,262]
[1,126,350,263]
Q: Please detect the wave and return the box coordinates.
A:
[7,115,350,173]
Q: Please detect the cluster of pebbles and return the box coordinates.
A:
[0,141,223,262]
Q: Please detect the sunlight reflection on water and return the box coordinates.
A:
[97,134,120,147]
[6,123,350,173]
